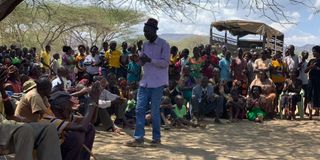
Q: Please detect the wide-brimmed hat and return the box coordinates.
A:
[23,80,37,93]
[144,18,158,30]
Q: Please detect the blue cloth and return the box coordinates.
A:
[101,67,108,78]
[134,86,164,141]
[219,58,231,82]
[127,61,141,84]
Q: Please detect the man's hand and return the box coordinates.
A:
[89,81,102,103]
[287,79,293,86]
[0,66,8,91]
[207,95,214,102]
[140,54,151,63]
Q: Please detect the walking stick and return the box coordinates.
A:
[82,144,97,160]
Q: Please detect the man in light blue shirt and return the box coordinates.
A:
[125,18,170,147]
[219,51,232,84]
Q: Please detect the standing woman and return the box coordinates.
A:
[83,46,101,83]
[270,52,287,113]
[305,45,320,119]
[188,47,204,83]
[75,45,87,81]
[62,46,76,82]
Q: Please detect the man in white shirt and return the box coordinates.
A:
[284,45,299,71]
[51,67,71,91]
[97,77,126,133]
[297,51,309,114]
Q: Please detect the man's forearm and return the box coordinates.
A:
[150,59,169,68]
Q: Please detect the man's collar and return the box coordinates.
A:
[149,36,159,44]
[201,86,207,90]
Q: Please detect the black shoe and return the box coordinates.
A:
[150,140,161,147]
[125,139,144,147]
[214,118,222,124]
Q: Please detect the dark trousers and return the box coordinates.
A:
[97,100,126,130]
[60,124,95,160]
[191,96,224,118]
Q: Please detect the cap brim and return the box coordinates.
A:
[144,23,158,30]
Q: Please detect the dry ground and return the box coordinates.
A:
[92,119,320,160]
[3,119,320,160]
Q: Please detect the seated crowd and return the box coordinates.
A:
[0,41,320,160]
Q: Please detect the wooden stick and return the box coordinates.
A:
[82,144,97,160]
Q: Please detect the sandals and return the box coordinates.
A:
[107,125,124,135]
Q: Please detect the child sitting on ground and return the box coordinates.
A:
[125,91,137,126]
[246,85,266,123]
[171,95,206,128]
[226,87,246,122]
[160,88,173,129]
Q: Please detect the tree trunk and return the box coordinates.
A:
[0,0,23,21]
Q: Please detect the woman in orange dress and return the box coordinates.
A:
[249,70,276,118]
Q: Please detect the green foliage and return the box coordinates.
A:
[0,1,144,50]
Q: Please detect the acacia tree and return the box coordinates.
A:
[89,0,314,24]
[0,1,143,48]
[1,0,315,24]
[65,6,143,46]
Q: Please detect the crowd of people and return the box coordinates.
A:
[1,17,320,159]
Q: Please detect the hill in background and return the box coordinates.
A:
[160,34,209,51]
[295,44,315,53]
[160,33,316,55]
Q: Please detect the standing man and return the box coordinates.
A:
[105,41,122,77]
[120,41,129,78]
[253,49,272,72]
[219,51,232,89]
[125,18,170,147]
[41,45,51,73]
[284,45,299,71]
[100,41,109,77]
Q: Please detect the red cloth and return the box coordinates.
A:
[202,64,214,79]
[79,79,89,86]
[201,55,219,66]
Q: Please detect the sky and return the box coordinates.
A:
[131,0,320,47]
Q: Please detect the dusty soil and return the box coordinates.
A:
[92,119,320,160]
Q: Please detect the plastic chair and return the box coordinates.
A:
[278,90,304,119]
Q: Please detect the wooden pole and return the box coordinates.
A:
[224,30,227,46]
[262,35,266,50]
[210,27,212,44]
[237,35,239,47]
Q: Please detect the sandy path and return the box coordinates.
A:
[92,120,320,160]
